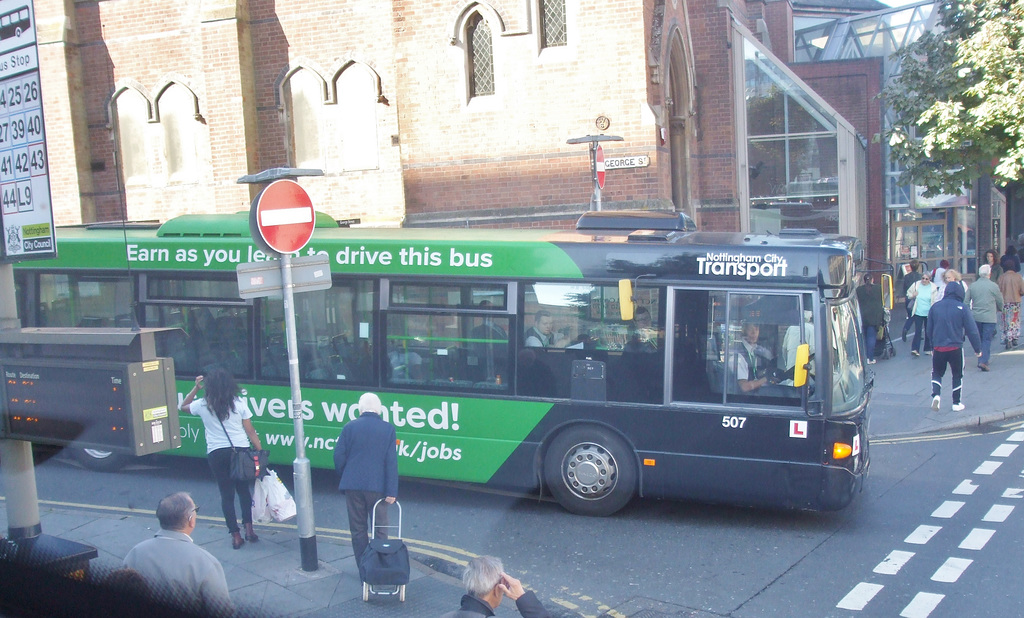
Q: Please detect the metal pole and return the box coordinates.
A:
[589,143,599,211]
[0,263,41,540]
[280,254,318,571]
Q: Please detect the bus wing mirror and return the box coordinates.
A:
[793,343,810,387]
[619,279,634,321]
[881,274,894,310]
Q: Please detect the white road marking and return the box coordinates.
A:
[874,550,915,575]
[974,461,1002,475]
[982,504,1014,522]
[837,582,883,610]
[900,592,945,618]
[952,479,978,495]
[931,557,973,582]
[905,525,942,544]
[959,528,996,550]
[990,444,1018,458]
[932,501,965,518]
[1008,432,1024,442]
[1002,488,1024,499]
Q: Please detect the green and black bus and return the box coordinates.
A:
[12,210,871,516]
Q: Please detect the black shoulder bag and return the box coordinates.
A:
[218,416,268,481]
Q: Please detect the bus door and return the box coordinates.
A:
[653,288,823,504]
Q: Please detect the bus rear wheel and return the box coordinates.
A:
[544,426,637,516]
[73,448,128,472]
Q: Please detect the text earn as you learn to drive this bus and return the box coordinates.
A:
[12,210,871,516]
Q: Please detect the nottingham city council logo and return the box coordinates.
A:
[6,225,21,254]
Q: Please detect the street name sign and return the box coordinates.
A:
[604,155,651,170]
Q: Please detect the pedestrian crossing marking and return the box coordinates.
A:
[874,550,915,575]
[905,525,942,544]
[931,501,964,518]
[836,582,883,610]
[974,460,1002,475]
[900,592,944,618]
[991,444,1018,457]
[982,504,1013,522]
[952,479,977,495]
[959,528,995,550]
[931,557,972,583]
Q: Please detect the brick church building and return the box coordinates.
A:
[35,0,904,257]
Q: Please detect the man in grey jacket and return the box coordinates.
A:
[440,556,550,617]
[965,264,1004,371]
[123,492,233,616]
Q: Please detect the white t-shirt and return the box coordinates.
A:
[190,396,252,453]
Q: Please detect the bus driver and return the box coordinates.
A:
[733,321,777,394]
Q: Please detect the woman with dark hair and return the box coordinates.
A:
[180,368,263,549]
[984,249,1003,284]
[1003,245,1021,273]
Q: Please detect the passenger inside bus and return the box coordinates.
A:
[779,310,816,387]
[624,306,658,353]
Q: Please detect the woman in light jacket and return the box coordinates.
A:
[180,367,263,549]
[908,272,936,356]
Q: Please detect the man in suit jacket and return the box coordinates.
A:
[333,392,399,571]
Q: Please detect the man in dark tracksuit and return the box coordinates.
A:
[333,392,398,571]
[926,281,982,412]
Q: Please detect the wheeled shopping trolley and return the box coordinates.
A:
[359,499,409,602]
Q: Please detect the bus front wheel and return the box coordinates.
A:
[544,426,637,516]
[73,448,128,472]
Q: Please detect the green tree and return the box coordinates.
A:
[883,0,1024,196]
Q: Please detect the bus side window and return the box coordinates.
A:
[261,283,374,385]
[672,289,724,404]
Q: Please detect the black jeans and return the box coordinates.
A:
[345,490,389,567]
[208,447,253,534]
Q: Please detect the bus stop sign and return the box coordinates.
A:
[250,179,315,254]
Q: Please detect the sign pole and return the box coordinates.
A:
[0,263,41,541]
[280,253,318,571]
[239,167,324,572]
[567,134,622,213]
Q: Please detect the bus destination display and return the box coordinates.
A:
[2,362,132,449]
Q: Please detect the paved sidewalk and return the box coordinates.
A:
[4,315,1024,617]
[868,314,1024,437]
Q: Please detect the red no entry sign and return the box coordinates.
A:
[596,144,606,189]
[251,179,315,254]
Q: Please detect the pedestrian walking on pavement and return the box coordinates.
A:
[908,272,936,356]
[1003,245,1021,274]
[926,280,982,412]
[983,249,1003,284]
[965,264,1003,371]
[901,259,923,341]
[856,273,885,364]
[333,392,399,572]
[932,259,950,301]
[998,261,1024,348]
